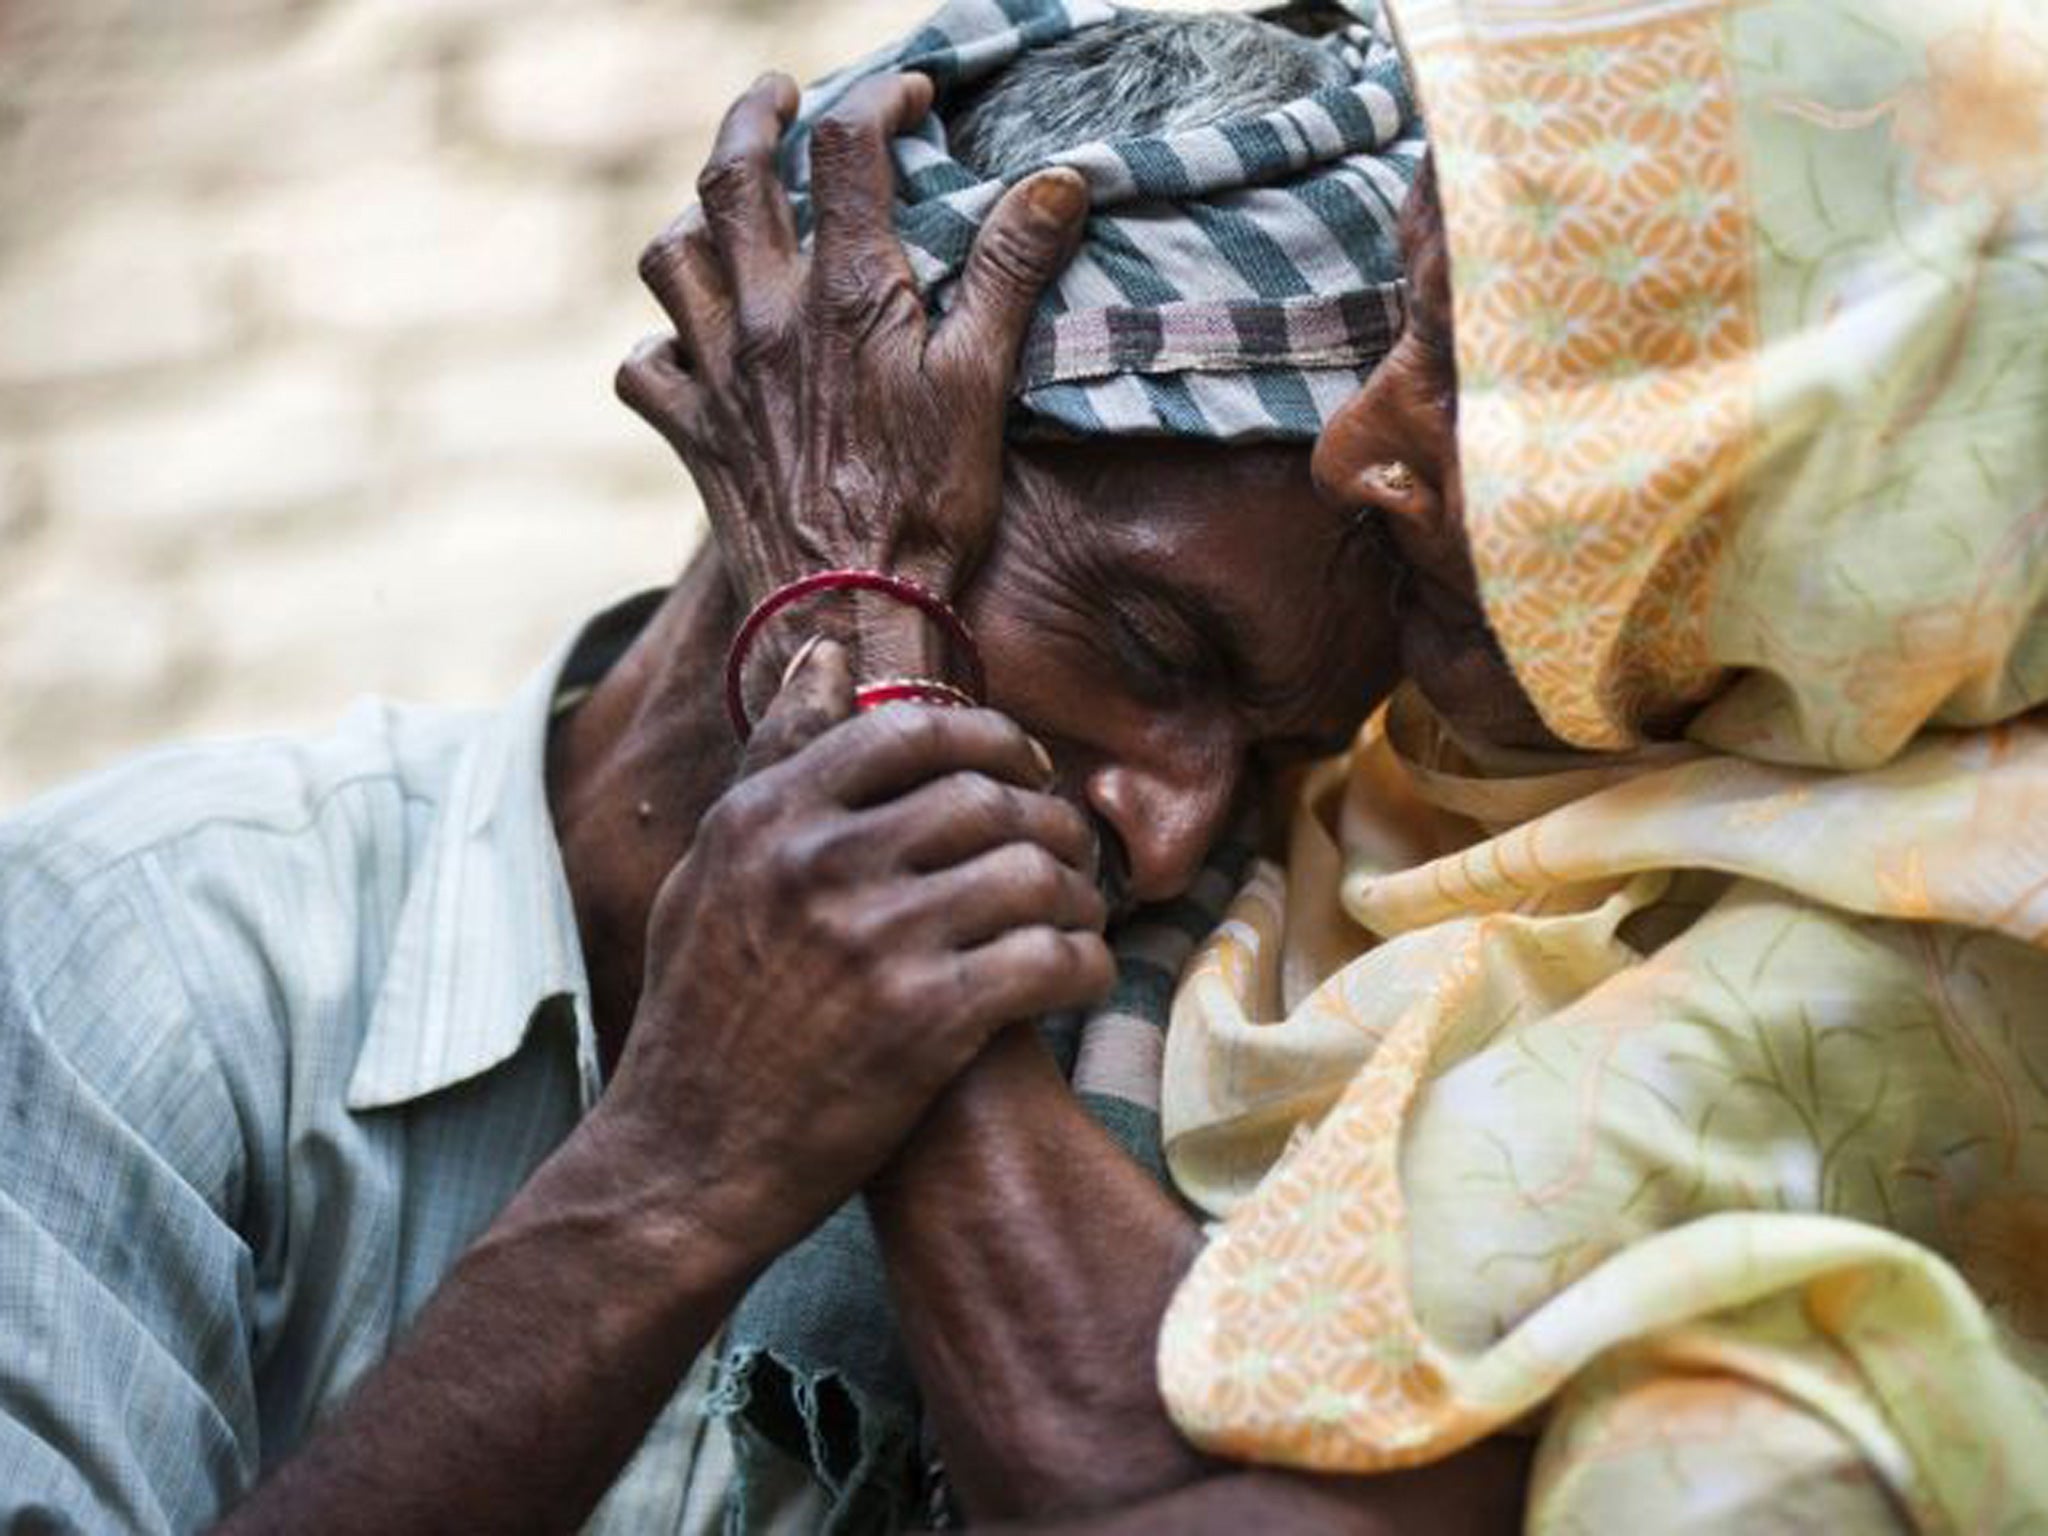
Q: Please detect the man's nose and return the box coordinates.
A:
[1082,753,1239,907]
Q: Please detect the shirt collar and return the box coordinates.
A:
[346,592,665,1113]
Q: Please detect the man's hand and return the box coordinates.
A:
[220,649,1111,1535]
[616,71,1089,687]
[867,1031,1534,1531]
[595,641,1114,1267]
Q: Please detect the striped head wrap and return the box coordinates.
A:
[780,0,1423,441]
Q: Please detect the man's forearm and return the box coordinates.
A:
[866,1026,1209,1521]
[867,1028,1534,1530]
[217,1110,760,1535]
[988,1457,1537,1536]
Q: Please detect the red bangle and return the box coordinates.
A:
[854,677,980,713]
[725,569,985,739]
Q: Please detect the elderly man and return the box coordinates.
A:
[0,4,1533,1532]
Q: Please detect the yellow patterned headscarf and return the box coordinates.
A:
[1435,0,2048,768]
[1155,3,2048,1530]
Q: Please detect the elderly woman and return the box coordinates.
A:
[1160,0,2048,1521]
[631,0,2048,1529]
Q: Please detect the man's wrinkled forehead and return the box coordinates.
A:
[1011,436,1320,522]
[999,437,1332,629]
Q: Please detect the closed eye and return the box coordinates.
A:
[1101,595,1215,704]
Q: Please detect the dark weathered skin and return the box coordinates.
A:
[212,78,1113,1536]
[213,67,1427,1536]
[217,67,1537,1534]
[619,71,1091,698]
[1312,156,1563,752]
[605,80,1532,1536]
[213,607,1117,1536]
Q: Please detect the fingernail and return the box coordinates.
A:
[1025,170,1088,226]
[780,633,824,689]
[1026,735,1056,785]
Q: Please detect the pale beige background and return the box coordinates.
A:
[3,0,1273,808]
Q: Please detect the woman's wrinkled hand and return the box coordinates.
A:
[617,71,1089,689]
[595,643,1112,1268]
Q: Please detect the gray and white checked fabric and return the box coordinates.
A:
[0,596,822,1535]
[781,0,1422,441]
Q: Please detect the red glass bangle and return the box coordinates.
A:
[854,677,980,713]
[725,569,986,739]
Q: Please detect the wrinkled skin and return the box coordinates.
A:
[973,438,1396,905]
[623,71,1091,697]
[621,74,1403,910]
[1311,156,1560,750]
[601,640,1114,1264]
[212,81,1118,1536]
[606,72,1529,1535]
[619,84,1549,753]
[204,60,1430,1536]
[219,620,1120,1536]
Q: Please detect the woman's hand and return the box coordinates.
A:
[618,71,1090,694]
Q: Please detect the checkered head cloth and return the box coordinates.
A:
[780,0,1422,442]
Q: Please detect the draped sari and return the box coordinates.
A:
[1156,2,2048,1528]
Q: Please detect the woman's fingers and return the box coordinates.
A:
[696,73,802,277]
[636,205,733,382]
[639,71,799,369]
[934,169,1089,381]
[642,70,929,421]
[614,333,705,453]
[808,73,932,308]
[617,63,1017,636]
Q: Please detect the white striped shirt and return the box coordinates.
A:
[0,596,821,1533]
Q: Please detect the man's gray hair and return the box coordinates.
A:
[943,7,1352,182]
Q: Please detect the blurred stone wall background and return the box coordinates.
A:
[0,0,975,808]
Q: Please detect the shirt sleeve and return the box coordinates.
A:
[0,844,259,1533]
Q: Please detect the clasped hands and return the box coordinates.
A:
[593,71,1104,1271]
